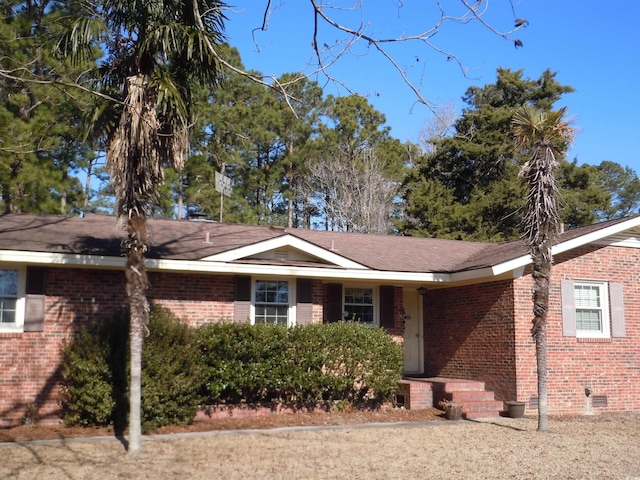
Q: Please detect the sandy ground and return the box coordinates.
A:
[2,412,640,479]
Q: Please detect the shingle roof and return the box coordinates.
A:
[0,213,637,274]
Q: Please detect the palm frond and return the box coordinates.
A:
[512,105,575,251]
[54,16,108,65]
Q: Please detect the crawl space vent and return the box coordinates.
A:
[592,395,608,407]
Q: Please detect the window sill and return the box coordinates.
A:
[576,337,612,343]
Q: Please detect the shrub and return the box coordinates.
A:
[59,326,116,427]
[59,306,203,431]
[141,306,205,431]
[196,323,289,404]
[197,322,403,408]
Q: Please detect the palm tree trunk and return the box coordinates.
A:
[532,259,550,432]
[124,213,150,454]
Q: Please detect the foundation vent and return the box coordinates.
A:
[592,395,608,407]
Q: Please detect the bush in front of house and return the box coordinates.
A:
[195,323,290,404]
[59,326,118,427]
[59,306,203,431]
[197,322,403,408]
[140,306,205,431]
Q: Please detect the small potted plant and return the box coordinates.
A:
[439,399,464,420]
[505,400,526,418]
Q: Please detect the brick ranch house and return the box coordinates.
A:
[1,212,639,425]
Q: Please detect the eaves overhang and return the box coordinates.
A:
[0,250,449,283]
[449,215,640,281]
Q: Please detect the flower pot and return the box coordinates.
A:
[506,401,526,418]
[444,405,463,420]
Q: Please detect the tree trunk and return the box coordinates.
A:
[531,260,550,432]
[125,213,150,454]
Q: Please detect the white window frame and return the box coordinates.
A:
[0,265,26,333]
[574,281,610,339]
[251,278,295,327]
[343,285,377,326]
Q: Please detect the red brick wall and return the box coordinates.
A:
[0,268,127,426]
[514,244,640,415]
[422,280,517,402]
[1,270,374,425]
[147,272,235,327]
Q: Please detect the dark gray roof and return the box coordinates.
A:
[0,213,636,274]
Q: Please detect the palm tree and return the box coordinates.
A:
[55,0,227,454]
[512,105,575,432]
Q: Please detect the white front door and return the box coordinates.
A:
[402,287,423,374]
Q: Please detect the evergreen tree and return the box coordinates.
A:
[399,68,613,241]
[0,1,88,214]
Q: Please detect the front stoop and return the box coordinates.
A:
[396,379,433,410]
[403,377,503,419]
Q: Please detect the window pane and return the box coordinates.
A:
[345,305,374,323]
[0,270,18,325]
[255,280,288,325]
[0,298,17,323]
[576,309,602,331]
[575,285,600,308]
[0,270,18,296]
[344,287,374,323]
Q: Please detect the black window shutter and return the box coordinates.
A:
[297,278,313,304]
[24,267,46,332]
[379,285,395,329]
[234,275,252,301]
[325,283,342,323]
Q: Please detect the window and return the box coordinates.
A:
[574,282,610,337]
[254,280,289,325]
[0,269,18,325]
[344,287,374,324]
[562,279,625,339]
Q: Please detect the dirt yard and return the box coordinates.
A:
[2,410,640,479]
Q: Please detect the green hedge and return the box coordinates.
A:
[197,322,403,408]
[60,306,203,431]
[60,315,403,429]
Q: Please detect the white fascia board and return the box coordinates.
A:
[146,258,449,283]
[0,250,125,268]
[449,256,531,282]
[453,217,640,281]
[552,217,640,255]
[202,234,367,269]
[0,249,447,283]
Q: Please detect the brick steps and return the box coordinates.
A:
[402,377,503,419]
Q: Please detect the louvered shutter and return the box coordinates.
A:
[24,267,46,332]
[379,285,395,329]
[296,278,314,325]
[325,283,343,323]
[561,280,576,337]
[610,283,625,337]
[234,276,252,323]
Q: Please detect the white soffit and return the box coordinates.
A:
[201,234,367,269]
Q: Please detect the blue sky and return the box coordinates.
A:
[223,1,640,173]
